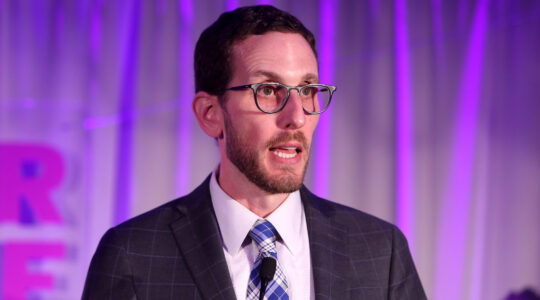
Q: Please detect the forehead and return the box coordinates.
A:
[230,32,319,84]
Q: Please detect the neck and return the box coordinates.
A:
[216,163,289,218]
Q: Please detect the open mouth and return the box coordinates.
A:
[269,146,302,159]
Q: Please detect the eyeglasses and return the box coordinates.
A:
[227,82,337,114]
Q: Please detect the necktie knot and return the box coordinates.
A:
[249,219,278,255]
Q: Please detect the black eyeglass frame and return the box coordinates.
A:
[227,82,337,114]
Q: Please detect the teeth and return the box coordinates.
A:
[273,150,297,159]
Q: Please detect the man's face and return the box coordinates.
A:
[220,32,320,194]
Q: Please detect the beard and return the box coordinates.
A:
[223,113,310,194]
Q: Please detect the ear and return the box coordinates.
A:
[192,91,224,138]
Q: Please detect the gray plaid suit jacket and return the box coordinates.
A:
[83,175,426,299]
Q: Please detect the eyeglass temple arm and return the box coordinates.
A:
[227,84,252,91]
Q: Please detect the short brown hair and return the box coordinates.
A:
[194,5,317,96]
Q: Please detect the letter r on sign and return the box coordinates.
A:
[0,144,64,223]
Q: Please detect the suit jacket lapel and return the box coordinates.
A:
[301,187,349,300]
[169,176,236,300]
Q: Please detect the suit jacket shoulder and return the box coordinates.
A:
[300,186,427,300]
[82,176,236,300]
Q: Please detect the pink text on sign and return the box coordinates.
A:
[1,242,66,299]
[0,143,64,223]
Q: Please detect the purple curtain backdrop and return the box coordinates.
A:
[1,0,539,299]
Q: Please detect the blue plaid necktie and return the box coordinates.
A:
[246,219,289,300]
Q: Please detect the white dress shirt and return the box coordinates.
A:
[210,172,314,300]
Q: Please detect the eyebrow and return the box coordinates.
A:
[252,70,319,84]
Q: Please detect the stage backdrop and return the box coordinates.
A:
[1,0,539,299]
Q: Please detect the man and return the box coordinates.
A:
[83,5,426,300]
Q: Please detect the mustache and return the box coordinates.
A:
[265,131,309,151]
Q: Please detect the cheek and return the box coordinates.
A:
[306,118,319,137]
[243,116,278,138]
[230,119,269,148]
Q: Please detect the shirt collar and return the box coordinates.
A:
[209,171,304,256]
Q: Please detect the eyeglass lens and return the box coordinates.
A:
[255,84,331,113]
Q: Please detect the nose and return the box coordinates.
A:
[276,90,306,129]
